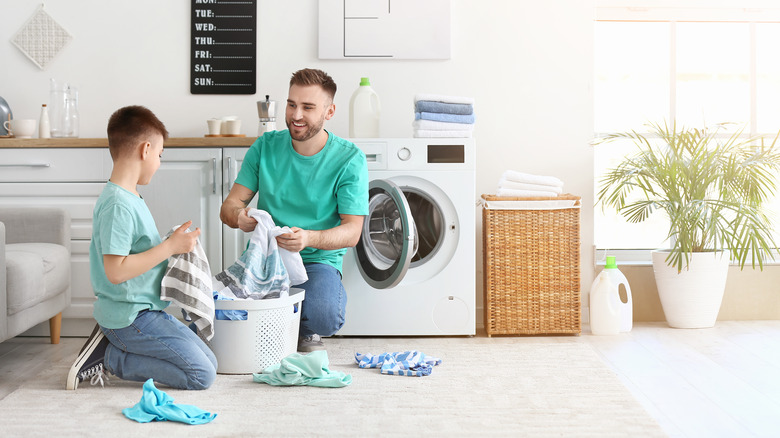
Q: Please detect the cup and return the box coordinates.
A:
[224,119,242,136]
[207,118,222,136]
[3,119,36,138]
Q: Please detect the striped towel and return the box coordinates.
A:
[213,209,307,301]
[160,226,215,341]
[355,351,442,377]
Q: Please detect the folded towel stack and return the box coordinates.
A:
[497,170,564,197]
[413,94,475,138]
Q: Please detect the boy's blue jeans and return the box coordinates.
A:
[294,263,346,337]
[101,310,217,390]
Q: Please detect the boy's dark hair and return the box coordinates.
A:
[106,105,169,159]
[289,68,337,102]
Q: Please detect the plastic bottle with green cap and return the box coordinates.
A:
[590,255,633,332]
[349,77,380,138]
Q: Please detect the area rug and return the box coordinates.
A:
[0,337,665,437]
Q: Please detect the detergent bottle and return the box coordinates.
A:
[594,256,633,332]
[589,271,621,335]
[349,77,380,137]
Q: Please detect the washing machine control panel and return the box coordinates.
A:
[350,138,474,171]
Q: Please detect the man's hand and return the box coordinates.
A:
[276,227,308,252]
[237,207,258,232]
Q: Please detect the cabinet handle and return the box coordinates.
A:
[212,158,217,194]
[0,163,51,168]
[227,156,233,191]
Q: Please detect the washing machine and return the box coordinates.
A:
[338,138,476,336]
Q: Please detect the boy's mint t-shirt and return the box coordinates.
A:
[90,181,168,329]
[234,129,369,272]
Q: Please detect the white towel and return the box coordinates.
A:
[497,188,561,197]
[413,93,475,105]
[413,129,473,138]
[501,170,564,188]
[498,179,563,194]
[213,209,307,301]
[412,119,474,131]
[160,227,215,341]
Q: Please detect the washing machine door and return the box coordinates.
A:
[355,179,418,289]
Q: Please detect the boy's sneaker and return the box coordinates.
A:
[66,324,110,390]
[297,334,325,352]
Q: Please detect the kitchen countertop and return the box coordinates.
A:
[0,137,257,148]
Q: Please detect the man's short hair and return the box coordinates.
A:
[289,68,337,102]
[106,105,169,159]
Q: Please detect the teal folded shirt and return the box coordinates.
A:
[123,379,217,425]
[253,351,352,387]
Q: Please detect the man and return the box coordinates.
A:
[220,68,368,351]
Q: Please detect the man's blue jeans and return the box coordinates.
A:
[293,263,346,337]
[101,310,217,390]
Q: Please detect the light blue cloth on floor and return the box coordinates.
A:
[415,100,473,115]
[355,351,442,377]
[415,111,475,124]
[122,379,216,425]
[253,351,352,387]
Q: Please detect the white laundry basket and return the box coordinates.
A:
[210,288,305,374]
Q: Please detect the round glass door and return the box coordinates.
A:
[355,179,418,289]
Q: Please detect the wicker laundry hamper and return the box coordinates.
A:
[481,194,581,336]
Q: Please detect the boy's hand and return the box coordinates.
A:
[167,220,202,255]
[237,207,258,233]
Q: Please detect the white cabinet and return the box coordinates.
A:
[139,148,224,274]
[0,145,255,336]
[0,148,112,320]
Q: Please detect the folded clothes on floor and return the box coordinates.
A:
[414,93,475,105]
[415,100,473,115]
[355,351,442,377]
[253,351,352,387]
[122,379,216,425]
[415,111,475,124]
[412,119,474,131]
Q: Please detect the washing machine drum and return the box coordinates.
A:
[355,179,418,289]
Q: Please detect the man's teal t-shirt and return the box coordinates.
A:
[90,181,168,329]
[234,129,369,272]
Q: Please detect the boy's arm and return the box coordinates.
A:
[103,221,201,285]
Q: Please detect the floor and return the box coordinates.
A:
[2,321,779,437]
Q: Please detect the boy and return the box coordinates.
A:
[66,105,217,390]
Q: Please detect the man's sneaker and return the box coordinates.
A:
[297,334,325,352]
[66,324,110,390]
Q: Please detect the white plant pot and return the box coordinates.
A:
[651,250,729,329]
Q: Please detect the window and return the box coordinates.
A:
[594,4,780,258]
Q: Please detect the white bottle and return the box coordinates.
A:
[349,77,380,138]
[589,271,621,335]
[590,256,633,332]
[39,104,51,138]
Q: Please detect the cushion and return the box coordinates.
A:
[5,243,70,315]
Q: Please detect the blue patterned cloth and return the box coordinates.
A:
[355,351,442,377]
[122,379,216,425]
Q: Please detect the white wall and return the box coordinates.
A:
[0,0,595,322]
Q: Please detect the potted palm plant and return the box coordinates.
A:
[595,120,780,328]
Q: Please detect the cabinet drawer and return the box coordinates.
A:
[0,148,111,182]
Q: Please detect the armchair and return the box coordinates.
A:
[1,207,71,344]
